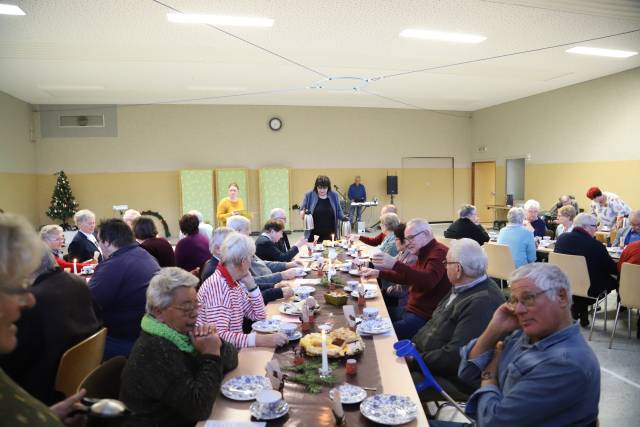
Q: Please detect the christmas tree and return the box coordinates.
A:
[46,171,79,229]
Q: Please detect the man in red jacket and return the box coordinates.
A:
[363,218,451,340]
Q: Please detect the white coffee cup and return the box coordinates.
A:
[256,389,282,414]
[295,288,311,300]
[295,267,305,276]
[346,280,358,291]
[279,323,298,339]
[362,307,379,321]
[543,236,551,241]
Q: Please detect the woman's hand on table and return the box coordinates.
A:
[190,324,222,356]
[361,267,379,279]
[287,260,304,268]
[256,332,288,348]
[280,286,294,299]
[281,268,298,280]
[371,252,396,269]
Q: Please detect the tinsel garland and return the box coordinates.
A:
[141,210,171,238]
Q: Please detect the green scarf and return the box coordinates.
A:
[141,314,195,353]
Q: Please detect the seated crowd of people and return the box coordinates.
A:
[0,182,636,427]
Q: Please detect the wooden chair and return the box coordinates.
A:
[78,355,127,398]
[609,263,640,349]
[484,243,516,290]
[549,253,608,339]
[55,328,107,397]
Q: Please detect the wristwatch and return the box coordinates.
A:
[481,371,496,381]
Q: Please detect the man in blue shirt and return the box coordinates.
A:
[613,210,640,247]
[430,263,600,427]
[348,176,366,223]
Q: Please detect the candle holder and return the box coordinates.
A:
[318,366,333,377]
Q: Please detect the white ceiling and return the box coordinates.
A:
[1,0,639,111]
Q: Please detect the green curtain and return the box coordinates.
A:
[179,170,214,224]
[259,168,290,229]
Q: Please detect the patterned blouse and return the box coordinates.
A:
[590,192,631,228]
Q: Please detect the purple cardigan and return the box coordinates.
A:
[175,233,211,272]
[89,244,160,342]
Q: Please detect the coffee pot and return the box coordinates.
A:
[303,211,314,231]
[340,220,351,239]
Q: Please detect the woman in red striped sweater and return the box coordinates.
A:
[196,232,287,348]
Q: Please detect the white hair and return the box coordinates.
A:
[573,213,597,229]
[507,207,525,225]
[269,208,286,219]
[524,199,540,212]
[73,209,95,225]
[510,263,572,305]
[227,215,251,234]
[210,226,234,254]
[458,204,476,219]
[629,210,640,221]
[187,210,203,223]
[450,238,487,277]
[40,224,63,240]
[220,232,255,266]
[380,213,400,231]
[381,204,397,215]
[406,218,433,237]
[146,267,198,313]
[123,209,141,224]
[0,213,45,291]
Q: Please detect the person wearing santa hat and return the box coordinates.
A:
[586,187,631,229]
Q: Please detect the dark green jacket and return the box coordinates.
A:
[411,277,503,379]
[120,332,238,427]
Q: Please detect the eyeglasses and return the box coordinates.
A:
[405,230,426,242]
[442,260,461,267]
[170,302,202,314]
[507,289,554,308]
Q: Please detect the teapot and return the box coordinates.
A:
[303,212,314,231]
[340,220,351,239]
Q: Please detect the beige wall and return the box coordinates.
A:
[472,67,640,211]
[0,92,38,221]
[35,105,472,174]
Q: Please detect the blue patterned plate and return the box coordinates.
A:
[249,400,289,420]
[221,375,272,401]
[252,319,282,333]
[357,318,392,335]
[329,384,367,404]
[360,394,417,425]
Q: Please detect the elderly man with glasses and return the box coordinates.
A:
[409,238,504,402]
[430,263,600,427]
[612,209,640,248]
[554,213,618,327]
[362,218,451,340]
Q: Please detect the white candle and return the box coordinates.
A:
[331,233,335,246]
[73,259,78,274]
[321,327,329,373]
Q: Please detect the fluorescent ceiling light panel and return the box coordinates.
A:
[566,46,637,58]
[0,3,25,15]
[400,29,486,44]
[167,13,273,27]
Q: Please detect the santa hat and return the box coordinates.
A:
[586,187,602,200]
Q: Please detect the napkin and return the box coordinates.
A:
[295,278,322,285]
[301,302,309,322]
[331,390,345,425]
[265,360,283,390]
[343,305,356,329]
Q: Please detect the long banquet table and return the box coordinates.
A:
[199,243,429,426]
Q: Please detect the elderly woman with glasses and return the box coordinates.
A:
[40,224,97,271]
[0,214,88,426]
[120,267,238,427]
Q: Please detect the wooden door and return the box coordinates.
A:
[472,161,496,224]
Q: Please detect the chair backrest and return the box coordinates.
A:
[55,327,107,397]
[619,263,640,310]
[484,243,516,280]
[548,252,591,298]
[78,355,127,399]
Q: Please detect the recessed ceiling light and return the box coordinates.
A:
[566,46,637,58]
[167,13,274,27]
[0,3,25,15]
[399,29,486,44]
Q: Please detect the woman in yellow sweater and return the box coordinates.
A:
[217,182,245,225]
